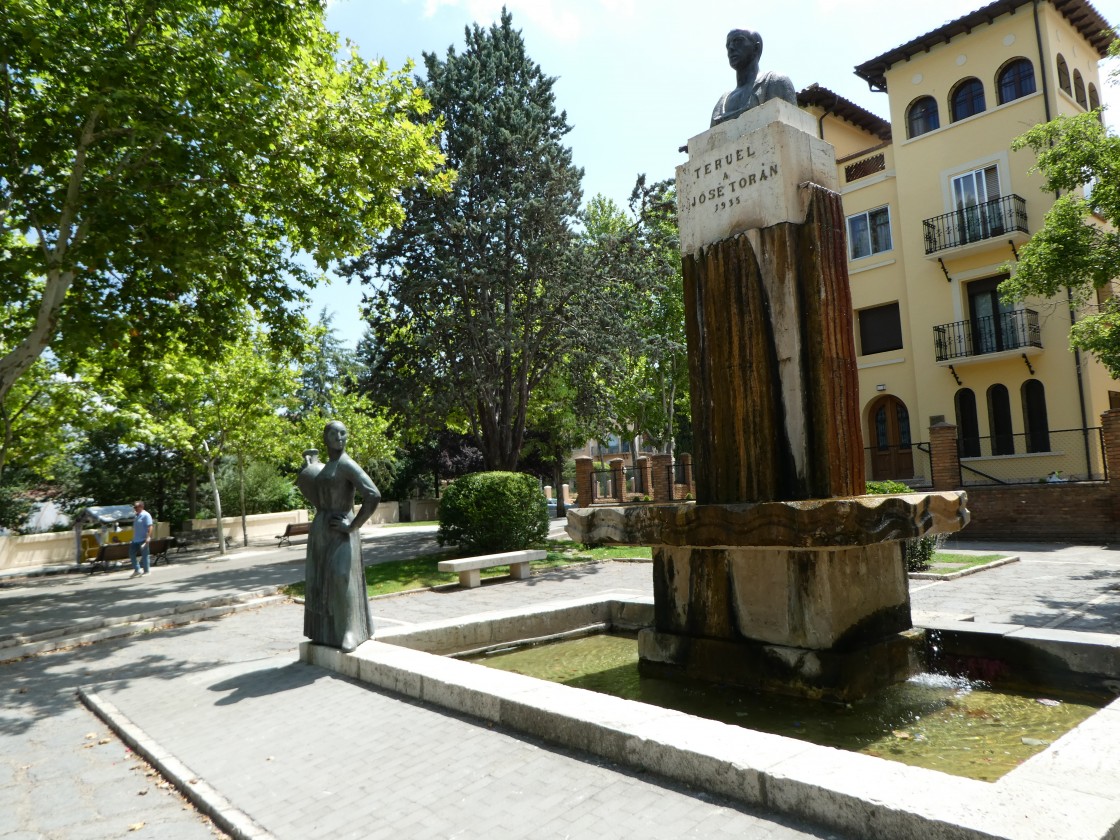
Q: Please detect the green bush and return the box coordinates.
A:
[865,480,935,572]
[865,479,911,495]
[437,471,548,553]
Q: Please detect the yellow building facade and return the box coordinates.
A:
[800,0,1117,487]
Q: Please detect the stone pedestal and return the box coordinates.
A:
[677,103,861,505]
[567,493,969,701]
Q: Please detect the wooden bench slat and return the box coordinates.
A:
[276,521,311,546]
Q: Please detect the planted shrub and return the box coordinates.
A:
[437,471,548,553]
[865,480,935,572]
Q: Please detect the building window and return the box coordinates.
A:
[1021,379,1050,453]
[857,302,903,355]
[907,96,940,138]
[1089,82,1100,112]
[998,58,1036,104]
[1073,70,1087,108]
[847,206,892,260]
[952,165,1002,245]
[951,78,986,121]
[955,389,981,457]
[1056,54,1071,94]
[987,384,1015,455]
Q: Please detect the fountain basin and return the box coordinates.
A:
[302,596,1120,840]
[566,493,969,700]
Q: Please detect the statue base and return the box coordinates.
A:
[567,493,968,701]
[638,627,925,703]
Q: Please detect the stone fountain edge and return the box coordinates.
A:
[301,596,1120,840]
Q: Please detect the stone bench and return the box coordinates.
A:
[276,521,311,547]
[437,549,545,589]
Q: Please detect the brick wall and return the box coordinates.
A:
[960,483,1120,543]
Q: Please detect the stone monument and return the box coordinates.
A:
[566,32,968,701]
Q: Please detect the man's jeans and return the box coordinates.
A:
[129,541,150,573]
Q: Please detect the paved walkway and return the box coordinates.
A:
[2,530,1119,839]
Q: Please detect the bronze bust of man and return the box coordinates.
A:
[711,29,797,126]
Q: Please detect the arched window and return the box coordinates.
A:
[998,59,1036,104]
[1089,83,1100,112]
[1021,380,1050,453]
[955,389,981,458]
[907,96,940,138]
[1073,70,1087,108]
[987,384,1015,455]
[1056,54,1072,94]
[951,78,986,121]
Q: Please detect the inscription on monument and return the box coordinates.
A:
[687,147,781,214]
[675,100,839,255]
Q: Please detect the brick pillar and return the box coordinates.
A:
[1102,410,1120,484]
[1102,411,1120,541]
[929,422,961,491]
[680,453,695,499]
[543,485,553,500]
[636,456,653,499]
[650,454,672,502]
[610,458,626,503]
[560,483,572,505]
[574,456,594,507]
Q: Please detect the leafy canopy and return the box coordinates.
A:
[0,0,448,402]
[1001,43,1120,375]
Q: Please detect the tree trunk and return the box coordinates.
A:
[237,452,249,547]
[206,458,226,556]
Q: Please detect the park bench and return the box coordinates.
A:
[85,538,171,573]
[276,521,311,547]
[171,528,233,553]
[437,549,545,589]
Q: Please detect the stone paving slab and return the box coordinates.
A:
[3,532,1120,839]
[83,654,844,840]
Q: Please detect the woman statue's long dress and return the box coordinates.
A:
[297,422,380,652]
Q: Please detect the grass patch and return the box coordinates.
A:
[281,539,640,599]
[922,552,1005,575]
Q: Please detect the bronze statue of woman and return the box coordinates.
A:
[298,421,380,651]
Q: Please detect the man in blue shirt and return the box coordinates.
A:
[129,500,154,578]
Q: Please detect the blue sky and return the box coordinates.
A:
[311,0,1120,346]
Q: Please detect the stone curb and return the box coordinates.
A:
[0,589,287,662]
[909,554,1020,581]
[78,688,275,840]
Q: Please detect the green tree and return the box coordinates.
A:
[117,320,299,552]
[585,177,688,456]
[346,11,622,471]
[0,0,447,403]
[293,389,396,485]
[0,355,86,484]
[1001,46,1120,374]
[298,309,361,417]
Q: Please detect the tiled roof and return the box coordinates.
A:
[797,84,893,141]
[854,0,1115,91]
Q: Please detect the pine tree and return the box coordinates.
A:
[346,10,622,470]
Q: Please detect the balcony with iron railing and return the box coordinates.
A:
[923,194,1028,256]
[933,308,1042,363]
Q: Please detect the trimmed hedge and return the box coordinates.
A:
[437,471,548,553]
